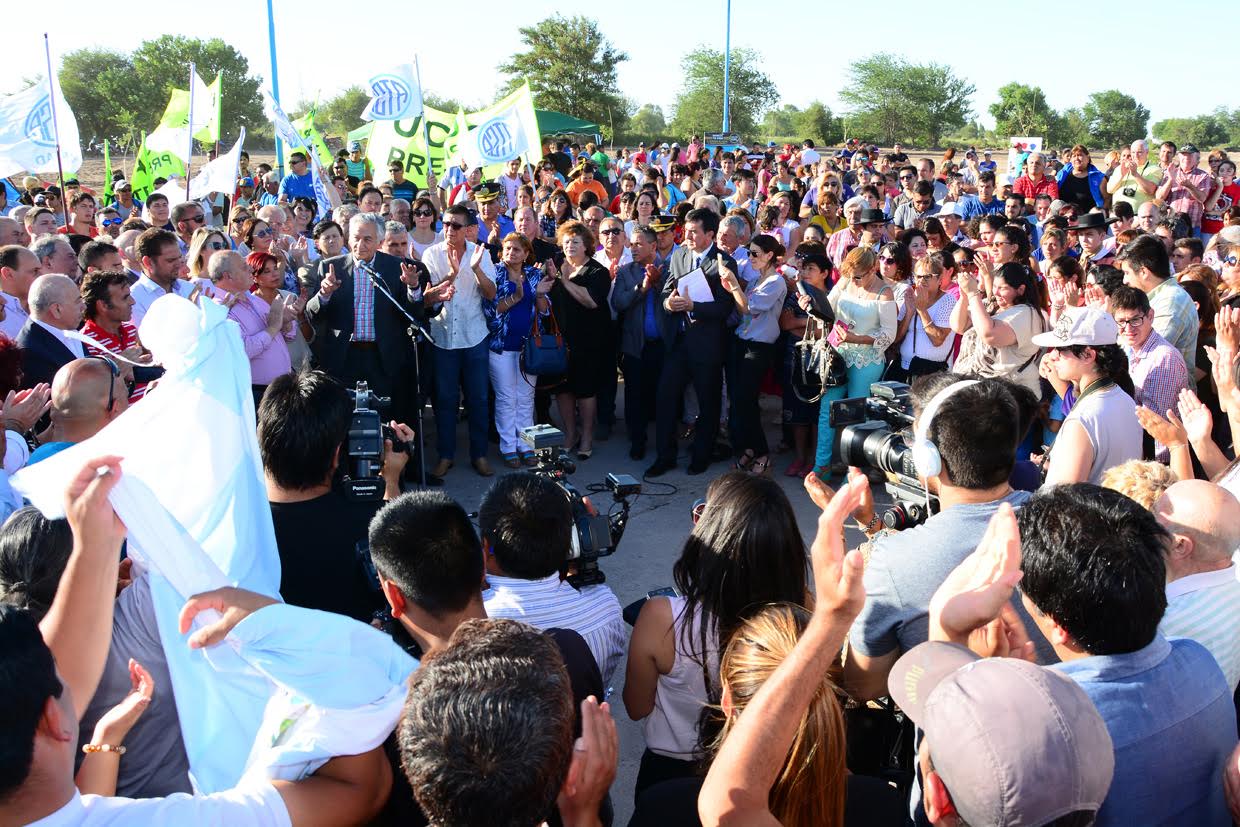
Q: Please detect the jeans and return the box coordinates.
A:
[488,349,535,456]
[621,340,664,450]
[432,340,490,462]
[815,360,886,468]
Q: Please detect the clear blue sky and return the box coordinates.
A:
[4,0,1237,135]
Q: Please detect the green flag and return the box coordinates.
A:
[291,105,333,167]
[102,140,114,204]
[130,131,186,203]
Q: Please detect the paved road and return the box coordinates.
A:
[435,393,879,824]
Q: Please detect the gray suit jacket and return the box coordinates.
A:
[610,259,669,358]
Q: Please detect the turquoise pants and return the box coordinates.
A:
[815,360,887,469]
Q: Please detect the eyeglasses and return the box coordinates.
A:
[1114,313,1146,330]
[101,217,122,227]
[600,227,622,236]
[413,210,434,218]
[691,498,707,524]
[232,216,251,225]
[86,356,119,412]
[186,214,205,224]
[1224,255,1240,267]
[389,168,402,173]
[444,221,467,231]
[899,174,914,181]
[254,228,273,238]
[206,240,228,251]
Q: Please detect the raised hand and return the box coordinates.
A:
[957,270,979,298]
[642,263,661,291]
[2,384,51,433]
[64,455,126,552]
[808,473,869,623]
[470,242,487,271]
[1062,281,1081,307]
[178,586,279,649]
[91,659,154,744]
[928,503,1023,648]
[1216,307,1240,354]
[292,287,309,319]
[1083,282,1108,312]
[399,260,421,287]
[1177,389,1214,444]
[319,264,340,298]
[1135,405,1187,448]
[556,697,618,825]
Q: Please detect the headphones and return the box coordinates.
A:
[910,379,979,480]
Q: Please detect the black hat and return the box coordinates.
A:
[1068,212,1117,231]
[474,181,502,204]
[1179,144,1200,155]
[857,207,888,225]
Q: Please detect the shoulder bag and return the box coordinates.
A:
[520,308,569,376]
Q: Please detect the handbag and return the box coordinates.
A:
[791,317,847,403]
[520,309,569,376]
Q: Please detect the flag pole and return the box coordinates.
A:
[186,62,196,199]
[414,55,431,185]
[41,34,71,229]
[266,0,285,175]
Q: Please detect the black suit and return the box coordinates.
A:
[304,250,429,410]
[16,320,78,389]
[653,243,737,468]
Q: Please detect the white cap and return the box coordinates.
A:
[938,201,966,218]
[1032,307,1119,348]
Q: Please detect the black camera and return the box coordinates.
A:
[519,425,640,587]
[343,382,405,501]
[829,381,938,530]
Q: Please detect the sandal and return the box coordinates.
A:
[500,452,521,469]
[577,446,593,460]
[735,449,756,473]
[750,456,772,476]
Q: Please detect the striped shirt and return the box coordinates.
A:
[1146,278,1199,377]
[351,259,376,342]
[483,573,627,687]
[1125,328,1191,458]
[82,320,148,402]
[1162,565,1240,690]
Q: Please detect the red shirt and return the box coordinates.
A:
[57,224,99,238]
[82,320,147,402]
[1013,174,1058,201]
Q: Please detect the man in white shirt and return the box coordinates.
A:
[0,244,39,340]
[479,472,627,686]
[421,204,498,478]
[130,228,192,327]
[1154,480,1240,690]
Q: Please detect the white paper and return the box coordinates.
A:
[677,267,714,303]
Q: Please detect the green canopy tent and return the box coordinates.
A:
[345,109,600,149]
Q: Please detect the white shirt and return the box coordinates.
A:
[484,572,627,686]
[1163,565,1240,690]
[34,318,85,359]
[0,290,29,340]
[131,273,192,328]
[29,785,290,827]
[421,241,497,350]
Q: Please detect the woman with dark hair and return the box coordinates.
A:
[728,235,788,475]
[1038,308,1141,485]
[289,197,316,238]
[625,190,660,236]
[623,471,810,796]
[547,220,611,459]
[409,196,441,257]
[878,241,913,324]
[951,261,1048,395]
[892,253,958,381]
[1046,254,1085,324]
[896,227,928,261]
[540,189,572,239]
[0,507,73,621]
[922,216,950,252]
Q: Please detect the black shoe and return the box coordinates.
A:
[629,443,647,461]
[687,460,711,476]
[645,460,675,478]
[596,422,613,441]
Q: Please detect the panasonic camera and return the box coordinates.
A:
[343,382,406,501]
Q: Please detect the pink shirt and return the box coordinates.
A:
[216,291,294,384]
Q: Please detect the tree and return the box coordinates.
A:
[498,15,628,140]
[840,54,974,147]
[796,102,842,146]
[1053,108,1091,148]
[670,47,778,139]
[1080,90,1149,148]
[761,104,801,138]
[989,83,1062,140]
[1152,115,1230,149]
[315,86,371,137]
[60,36,266,146]
[629,104,666,140]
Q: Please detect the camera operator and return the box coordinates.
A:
[258,370,413,621]
[841,374,1054,702]
[479,472,627,685]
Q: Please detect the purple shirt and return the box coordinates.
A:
[217,291,294,384]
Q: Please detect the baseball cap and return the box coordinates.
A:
[239,177,255,187]
[938,201,966,218]
[348,140,362,151]
[114,179,131,191]
[1048,198,1067,216]
[890,642,1114,826]
[1179,143,1200,155]
[1032,307,1119,348]
[767,141,777,148]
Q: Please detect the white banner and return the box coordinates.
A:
[0,76,82,178]
[263,88,308,151]
[460,106,528,170]
[188,128,245,200]
[361,63,424,122]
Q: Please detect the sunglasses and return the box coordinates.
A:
[101,217,122,227]
[600,227,622,236]
[86,356,119,412]
[232,216,251,225]
[186,215,205,224]
[444,221,467,231]
[413,210,434,218]
[206,240,228,250]
[1224,255,1240,267]
[879,256,897,264]
[254,228,273,238]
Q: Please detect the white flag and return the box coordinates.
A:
[263,88,307,151]
[461,107,529,170]
[360,64,423,122]
[0,76,82,178]
[188,128,244,200]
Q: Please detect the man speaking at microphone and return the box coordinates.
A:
[304,211,437,422]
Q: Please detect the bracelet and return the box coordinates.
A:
[82,743,126,755]
[856,513,882,534]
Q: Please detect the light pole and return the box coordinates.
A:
[722,0,731,134]
[266,0,284,173]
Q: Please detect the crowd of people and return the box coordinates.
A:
[2,129,1240,826]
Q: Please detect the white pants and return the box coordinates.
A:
[489,350,535,455]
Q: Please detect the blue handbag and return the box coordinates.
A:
[521,310,569,376]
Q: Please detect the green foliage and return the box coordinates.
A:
[669,47,778,138]
[60,36,265,146]
[760,103,841,146]
[841,54,974,147]
[989,83,1062,141]
[313,87,370,137]
[1152,115,1230,150]
[1079,90,1149,148]
[628,104,666,140]
[498,15,629,141]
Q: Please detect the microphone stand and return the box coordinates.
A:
[357,260,433,488]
